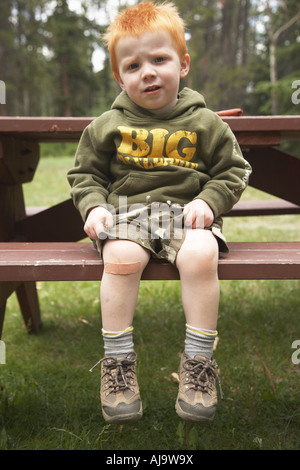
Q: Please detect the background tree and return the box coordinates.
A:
[263,0,300,114]
[46,0,104,116]
[253,0,300,115]
[0,0,299,117]
[0,0,50,115]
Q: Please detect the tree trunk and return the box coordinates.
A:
[61,54,72,117]
[269,40,278,115]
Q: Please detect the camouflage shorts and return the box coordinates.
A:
[94,203,228,265]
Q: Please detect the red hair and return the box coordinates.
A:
[103,2,188,76]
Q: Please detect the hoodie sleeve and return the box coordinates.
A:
[67,118,113,221]
[195,123,252,218]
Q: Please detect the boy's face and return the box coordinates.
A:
[114,30,190,114]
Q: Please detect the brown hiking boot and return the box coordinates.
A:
[175,353,223,422]
[91,351,142,424]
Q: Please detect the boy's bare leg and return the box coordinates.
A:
[176,229,219,331]
[100,239,150,331]
[96,239,150,424]
[175,229,222,422]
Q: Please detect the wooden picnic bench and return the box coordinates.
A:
[0,240,299,335]
[0,114,299,338]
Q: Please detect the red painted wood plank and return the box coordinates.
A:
[0,242,299,281]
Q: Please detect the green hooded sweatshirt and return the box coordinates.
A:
[67,88,251,221]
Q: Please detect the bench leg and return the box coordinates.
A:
[16,282,42,333]
[0,281,19,338]
[0,281,42,337]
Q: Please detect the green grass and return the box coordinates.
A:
[1,155,299,450]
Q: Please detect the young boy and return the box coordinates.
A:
[67,1,251,424]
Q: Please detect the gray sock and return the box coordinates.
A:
[102,326,134,358]
[184,324,217,359]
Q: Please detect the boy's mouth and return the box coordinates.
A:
[144,85,161,94]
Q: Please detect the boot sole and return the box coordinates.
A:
[175,399,215,423]
[102,403,143,424]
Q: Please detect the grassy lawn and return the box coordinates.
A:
[0,155,299,450]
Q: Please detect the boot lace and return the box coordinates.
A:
[183,356,224,399]
[89,352,137,394]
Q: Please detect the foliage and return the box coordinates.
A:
[0,0,299,116]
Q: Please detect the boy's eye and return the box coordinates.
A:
[128,63,138,70]
[155,57,165,63]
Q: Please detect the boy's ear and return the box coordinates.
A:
[180,54,190,79]
[114,72,126,91]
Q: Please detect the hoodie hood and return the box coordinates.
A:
[111,87,207,122]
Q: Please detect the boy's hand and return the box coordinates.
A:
[183,199,214,229]
[84,206,114,240]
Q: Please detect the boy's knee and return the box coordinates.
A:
[103,239,150,273]
[176,230,218,275]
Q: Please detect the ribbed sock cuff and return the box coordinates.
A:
[185,324,217,359]
[102,326,134,358]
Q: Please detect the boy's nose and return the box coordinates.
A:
[141,64,156,80]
